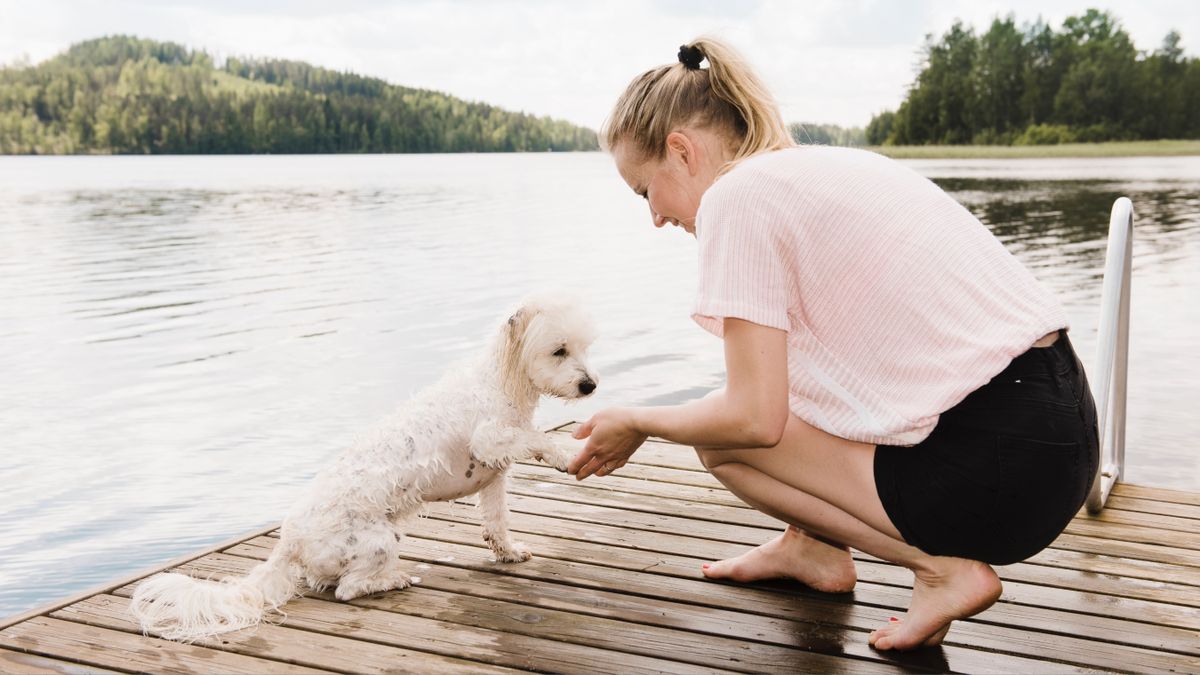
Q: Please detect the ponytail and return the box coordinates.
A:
[601,37,793,165]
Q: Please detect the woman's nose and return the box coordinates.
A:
[650,206,667,228]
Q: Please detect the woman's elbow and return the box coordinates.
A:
[745,408,788,448]
[749,424,785,448]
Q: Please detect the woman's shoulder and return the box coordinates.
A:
[706,146,892,207]
[721,146,894,187]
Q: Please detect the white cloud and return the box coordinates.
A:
[1,0,1196,129]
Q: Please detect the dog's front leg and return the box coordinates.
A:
[469,421,561,468]
[476,472,531,563]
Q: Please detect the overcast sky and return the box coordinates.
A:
[1,1,1196,130]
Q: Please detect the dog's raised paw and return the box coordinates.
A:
[534,451,570,472]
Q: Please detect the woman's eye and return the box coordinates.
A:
[553,347,568,357]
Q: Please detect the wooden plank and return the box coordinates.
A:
[144,552,904,675]
[53,594,517,675]
[1050,532,1200,569]
[1002,547,1200,590]
[1077,507,1200,535]
[1105,494,1200,520]
[184,547,1086,674]
[1113,483,1200,507]
[0,617,329,674]
[1064,519,1200,551]
[0,522,280,632]
[418,497,1200,632]
[0,648,123,675]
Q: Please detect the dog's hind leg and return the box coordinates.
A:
[477,472,531,563]
[333,522,417,601]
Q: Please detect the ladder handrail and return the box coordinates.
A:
[1086,197,1133,513]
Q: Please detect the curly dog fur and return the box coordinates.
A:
[130,292,598,641]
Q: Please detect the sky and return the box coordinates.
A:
[1,0,1196,130]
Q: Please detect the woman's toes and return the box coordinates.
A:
[867,623,898,646]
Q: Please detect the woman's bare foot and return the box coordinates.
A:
[868,556,1002,650]
[701,526,857,593]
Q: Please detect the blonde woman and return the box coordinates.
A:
[568,39,1099,651]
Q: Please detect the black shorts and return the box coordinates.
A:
[874,330,1100,565]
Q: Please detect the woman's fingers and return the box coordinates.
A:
[575,456,601,481]
[574,454,622,481]
[567,448,593,475]
[572,419,595,439]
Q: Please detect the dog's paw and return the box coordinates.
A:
[493,544,532,563]
[532,448,571,472]
[537,454,570,472]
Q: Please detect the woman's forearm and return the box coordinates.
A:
[629,389,783,449]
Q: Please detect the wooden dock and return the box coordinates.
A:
[2,422,1198,673]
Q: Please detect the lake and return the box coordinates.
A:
[1,152,1197,619]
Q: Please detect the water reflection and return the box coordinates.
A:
[0,153,1197,621]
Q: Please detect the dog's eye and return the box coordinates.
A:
[553,347,568,358]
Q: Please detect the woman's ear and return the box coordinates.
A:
[665,131,699,175]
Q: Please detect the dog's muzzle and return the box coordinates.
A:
[578,378,597,396]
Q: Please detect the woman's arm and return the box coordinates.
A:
[569,318,789,480]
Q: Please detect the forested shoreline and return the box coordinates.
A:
[0,36,598,154]
[5,11,1196,155]
[867,9,1200,146]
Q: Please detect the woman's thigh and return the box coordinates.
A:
[698,414,902,541]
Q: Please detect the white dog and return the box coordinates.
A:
[130,293,598,641]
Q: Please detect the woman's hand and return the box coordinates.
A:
[568,407,648,481]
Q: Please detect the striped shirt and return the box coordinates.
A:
[692,146,1068,446]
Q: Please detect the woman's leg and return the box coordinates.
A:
[697,413,1002,650]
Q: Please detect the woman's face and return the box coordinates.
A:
[612,135,708,236]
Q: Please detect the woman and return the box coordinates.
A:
[567,38,1099,651]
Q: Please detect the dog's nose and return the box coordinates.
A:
[578,379,596,396]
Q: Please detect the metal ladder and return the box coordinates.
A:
[1086,197,1133,513]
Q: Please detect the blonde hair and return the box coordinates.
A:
[601,37,794,164]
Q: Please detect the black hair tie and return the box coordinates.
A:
[678,44,704,70]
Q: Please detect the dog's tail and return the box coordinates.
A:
[130,537,298,642]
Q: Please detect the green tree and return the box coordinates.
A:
[871,9,1199,145]
[0,35,599,154]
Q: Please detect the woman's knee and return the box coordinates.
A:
[695,445,749,472]
[694,445,725,471]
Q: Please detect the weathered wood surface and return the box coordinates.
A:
[2,422,1198,674]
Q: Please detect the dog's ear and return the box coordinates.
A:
[507,308,526,333]
[498,305,534,395]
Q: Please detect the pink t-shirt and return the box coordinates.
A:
[692,146,1068,446]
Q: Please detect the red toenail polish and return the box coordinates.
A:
[889,616,898,621]
[702,563,710,569]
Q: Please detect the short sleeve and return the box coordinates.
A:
[691,177,791,338]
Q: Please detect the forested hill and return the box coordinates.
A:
[0,36,599,154]
[868,9,1200,146]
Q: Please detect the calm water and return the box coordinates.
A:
[1,152,1197,618]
